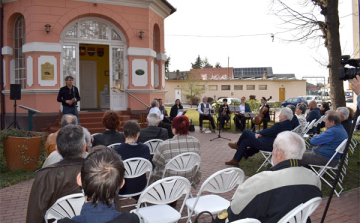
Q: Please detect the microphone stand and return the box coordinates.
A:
[210,107,231,141]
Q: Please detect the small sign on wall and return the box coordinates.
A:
[41,62,54,80]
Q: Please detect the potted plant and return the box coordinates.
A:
[0,129,45,171]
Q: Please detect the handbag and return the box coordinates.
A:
[189,124,195,132]
[194,211,227,223]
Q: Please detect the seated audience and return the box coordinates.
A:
[302,110,348,167]
[27,125,86,223]
[337,107,352,135]
[158,98,169,119]
[318,101,330,131]
[150,115,201,189]
[114,121,151,196]
[286,104,299,129]
[226,107,293,166]
[295,103,307,133]
[306,101,321,134]
[234,97,251,132]
[169,99,183,121]
[227,131,322,223]
[45,114,77,156]
[218,98,231,131]
[92,111,125,147]
[138,112,168,143]
[149,100,174,138]
[58,148,139,223]
[198,96,216,133]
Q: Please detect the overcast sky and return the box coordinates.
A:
[164,0,355,84]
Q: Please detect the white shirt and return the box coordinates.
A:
[239,104,245,114]
[197,103,210,114]
[149,107,164,120]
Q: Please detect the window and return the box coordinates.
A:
[14,15,26,89]
[196,85,205,90]
[221,85,230,90]
[208,85,218,91]
[246,85,255,90]
[259,85,267,90]
[234,85,243,90]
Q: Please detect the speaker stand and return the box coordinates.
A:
[7,99,20,129]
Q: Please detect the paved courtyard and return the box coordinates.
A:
[0,127,359,222]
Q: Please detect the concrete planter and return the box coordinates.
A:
[3,133,43,171]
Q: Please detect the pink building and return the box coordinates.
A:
[1,0,175,129]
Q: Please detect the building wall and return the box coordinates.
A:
[2,0,171,113]
[165,79,306,104]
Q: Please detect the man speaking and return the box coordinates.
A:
[57,76,80,121]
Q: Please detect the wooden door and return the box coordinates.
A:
[80,61,97,109]
[279,88,285,102]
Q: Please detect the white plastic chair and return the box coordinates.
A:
[119,158,153,208]
[309,139,348,197]
[162,152,201,187]
[291,125,301,133]
[256,150,272,172]
[132,176,191,223]
[230,219,261,223]
[107,143,121,149]
[278,197,322,223]
[185,168,245,223]
[44,193,84,223]
[144,139,163,155]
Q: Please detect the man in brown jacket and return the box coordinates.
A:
[26,125,86,223]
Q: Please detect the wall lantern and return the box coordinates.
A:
[139,31,144,40]
[45,24,51,34]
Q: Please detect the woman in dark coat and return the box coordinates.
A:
[92,111,125,147]
[169,99,183,121]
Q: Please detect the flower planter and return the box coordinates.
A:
[3,133,43,171]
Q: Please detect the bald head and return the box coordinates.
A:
[309,101,317,109]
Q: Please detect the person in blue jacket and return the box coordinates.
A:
[226,107,293,166]
[302,110,348,167]
[306,101,321,134]
[234,97,252,131]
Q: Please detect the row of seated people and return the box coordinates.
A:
[29,113,200,223]
[33,125,324,223]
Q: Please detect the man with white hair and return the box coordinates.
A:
[227,131,322,223]
[138,112,169,143]
[149,99,174,138]
[336,107,352,135]
[226,107,293,166]
[302,110,348,167]
[198,96,216,133]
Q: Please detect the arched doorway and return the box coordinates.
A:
[60,17,128,111]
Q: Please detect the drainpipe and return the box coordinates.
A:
[0,2,5,130]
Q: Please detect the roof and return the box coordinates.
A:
[161,0,176,14]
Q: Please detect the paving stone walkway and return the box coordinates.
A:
[0,127,359,222]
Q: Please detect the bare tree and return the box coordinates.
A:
[271,0,345,109]
[181,70,206,108]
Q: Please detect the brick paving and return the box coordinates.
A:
[0,127,359,222]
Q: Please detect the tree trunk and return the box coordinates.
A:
[326,0,345,109]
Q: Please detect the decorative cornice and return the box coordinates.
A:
[2,46,13,56]
[156,53,167,61]
[23,42,62,53]
[2,89,59,95]
[128,47,156,58]
[126,89,167,94]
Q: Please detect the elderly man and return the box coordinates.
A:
[149,100,173,138]
[198,96,216,133]
[228,131,322,223]
[287,104,299,130]
[302,110,348,167]
[306,101,321,134]
[226,107,293,166]
[337,107,352,135]
[27,125,86,223]
[138,112,169,143]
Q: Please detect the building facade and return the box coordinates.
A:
[1,0,175,128]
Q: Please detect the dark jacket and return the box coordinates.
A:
[170,104,183,119]
[27,158,84,223]
[341,119,352,136]
[244,103,252,113]
[58,211,139,223]
[306,108,321,134]
[257,120,293,150]
[138,126,168,143]
[228,159,322,223]
[92,130,125,147]
[57,85,81,108]
[114,143,151,195]
[219,104,230,116]
[291,115,300,130]
[159,105,168,116]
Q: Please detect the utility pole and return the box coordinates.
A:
[227,57,229,79]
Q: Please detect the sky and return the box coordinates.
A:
[164,0,355,84]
